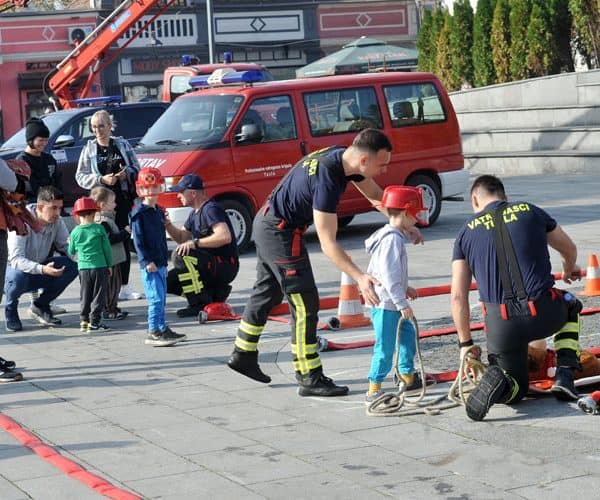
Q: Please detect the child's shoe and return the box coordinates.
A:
[80,321,89,332]
[364,390,386,406]
[145,330,179,347]
[160,326,186,342]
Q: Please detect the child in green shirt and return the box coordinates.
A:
[68,197,113,333]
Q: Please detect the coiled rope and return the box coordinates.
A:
[366,318,486,417]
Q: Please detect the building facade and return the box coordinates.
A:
[0,0,423,140]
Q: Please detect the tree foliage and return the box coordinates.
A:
[569,0,600,68]
[429,8,446,76]
[526,1,557,77]
[491,0,511,82]
[417,9,434,72]
[473,0,496,86]
[509,0,531,80]
[451,0,474,86]
[436,11,460,90]
[549,0,574,72]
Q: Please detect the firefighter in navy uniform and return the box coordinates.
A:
[165,175,239,316]
[451,175,582,421]
[228,129,413,397]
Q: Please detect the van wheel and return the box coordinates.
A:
[337,215,354,228]
[406,174,441,226]
[221,199,253,253]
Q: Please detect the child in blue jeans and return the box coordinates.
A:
[129,167,185,347]
[364,186,429,404]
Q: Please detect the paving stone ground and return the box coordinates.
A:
[1,173,600,499]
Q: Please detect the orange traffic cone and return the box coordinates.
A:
[336,272,371,329]
[581,253,600,296]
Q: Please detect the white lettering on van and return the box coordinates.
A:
[244,163,292,176]
[139,158,167,169]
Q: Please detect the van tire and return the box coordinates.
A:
[221,199,253,253]
[406,174,441,226]
[338,215,354,228]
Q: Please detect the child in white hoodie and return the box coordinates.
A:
[364,186,429,404]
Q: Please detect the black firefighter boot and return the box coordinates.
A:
[228,349,271,383]
[296,370,349,397]
[465,365,513,421]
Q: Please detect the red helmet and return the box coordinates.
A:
[203,302,236,320]
[72,196,99,216]
[136,167,165,197]
[381,185,429,226]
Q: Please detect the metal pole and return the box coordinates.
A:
[206,0,215,63]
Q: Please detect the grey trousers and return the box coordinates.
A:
[79,268,108,324]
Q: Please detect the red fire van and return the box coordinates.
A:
[137,70,468,251]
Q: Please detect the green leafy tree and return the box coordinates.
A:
[491,0,511,82]
[451,0,474,87]
[526,1,557,77]
[417,9,434,72]
[569,0,600,68]
[436,11,460,90]
[472,0,496,86]
[549,0,574,72]
[430,8,446,76]
[509,0,531,80]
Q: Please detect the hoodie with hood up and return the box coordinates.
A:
[365,223,410,312]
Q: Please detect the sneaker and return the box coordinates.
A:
[80,321,89,332]
[87,323,110,333]
[551,367,579,401]
[119,285,143,301]
[465,365,510,421]
[176,305,202,318]
[227,349,271,383]
[160,326,186,342]
[0,369,23,383]
[297,373,349,397]
[365,390,386,406]
[395,372,436,394]
[0,357,16,371]
[102,311,129,320]
[144,330,179,347]
[50,304,67,315]
[5,313,23,332]
[29,304,61,326]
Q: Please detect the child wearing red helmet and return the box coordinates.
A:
[129,167,185,347]
[364,185,430,404]
[68,196,113,333]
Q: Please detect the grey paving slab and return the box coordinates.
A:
[127,470,265,500]
[0,174,599,498]
[245,472,391,499]
[0,476,29,500]
[188,444,320,485]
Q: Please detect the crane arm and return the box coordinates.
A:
[48,0,179,109]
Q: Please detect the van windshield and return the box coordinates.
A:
[1,113,70,150]
[141,94,244,148]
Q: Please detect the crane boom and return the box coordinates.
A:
[48,0,179,109]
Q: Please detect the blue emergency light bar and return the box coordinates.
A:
[71,96,122,106]
[189,70,264,88]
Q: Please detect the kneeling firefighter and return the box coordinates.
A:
[164,174,239,317]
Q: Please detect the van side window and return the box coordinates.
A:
[384,83,447,128]
[303,87,383,137]
[236,95,296,143]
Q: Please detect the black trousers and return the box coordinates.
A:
[233,209,322,378]
[484,289,581,402]
[79,268,109,324]
[167,249,238,306]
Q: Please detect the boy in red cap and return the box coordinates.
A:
[68,196,112,333]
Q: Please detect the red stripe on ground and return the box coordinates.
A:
[0,413,140,500]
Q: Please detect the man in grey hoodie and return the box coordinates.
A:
[4,186,78,332]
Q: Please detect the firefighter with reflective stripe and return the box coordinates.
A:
[228,129,421,397]
[165,174,239,317]
[451,175,582,421]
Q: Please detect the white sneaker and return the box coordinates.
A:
[119,285,143,301]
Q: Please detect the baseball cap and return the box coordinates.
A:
[169,174,204,192]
